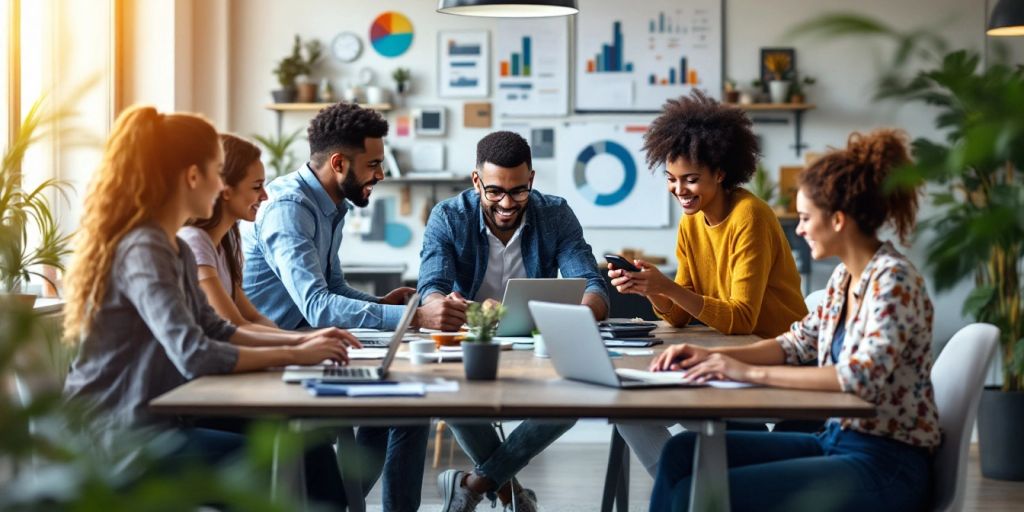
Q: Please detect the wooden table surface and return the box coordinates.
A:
[149,324,874,421]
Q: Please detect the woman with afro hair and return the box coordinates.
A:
[611,91,808,476]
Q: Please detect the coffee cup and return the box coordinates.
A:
[409,340,436,365]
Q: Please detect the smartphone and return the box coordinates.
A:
[604,253,641,272]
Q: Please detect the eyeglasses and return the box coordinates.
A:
[478,178,531,202]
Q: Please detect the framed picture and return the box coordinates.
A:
[759,47,796,90]
[438,30,489,98]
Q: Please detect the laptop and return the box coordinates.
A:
[528,301,704,389]
[281,293,419,383]
[494,278,586,336]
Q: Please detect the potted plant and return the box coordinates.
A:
[392,67,412,96]
[749,163,776,206]
[272,36,305,103]
[461,301,507,380]
[723,78,739,103]
[790,13,1024,481]
[743,79,764,104]
[1,97,74,306]
[789,74,816,104]
[253,128,303,181]
[295,38,323,103]
[764,52,793,104]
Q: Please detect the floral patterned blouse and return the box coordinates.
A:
[775,242,940,448]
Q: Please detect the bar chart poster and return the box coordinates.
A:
[438,31,489,98]
[494,18,569,117]
[575,0,722,112]
[557,124,669,228]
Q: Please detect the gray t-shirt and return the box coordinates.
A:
[63,223,239,429]
[178,226,235,299]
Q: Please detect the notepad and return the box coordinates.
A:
[303,380,427,397]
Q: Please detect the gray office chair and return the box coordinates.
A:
[930,323,999,512]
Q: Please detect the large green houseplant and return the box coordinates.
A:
[253,127,303,181]
[790,13,1024,480]
[0,96,74,301]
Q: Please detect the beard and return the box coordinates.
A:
[482,201,525,233]
[340,170,378,207]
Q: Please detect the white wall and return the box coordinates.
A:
[204,0,995,346]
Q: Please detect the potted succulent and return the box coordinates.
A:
[723,78,740,103]
[392,67,412,96]
[295,38,323,103]
[461,301,507,380]
[1,97,74,306]
[789,74,816,104]
[743,79,764,104]
[252,128,303,181]
[764,52,793,104]
[790,12,1024,481]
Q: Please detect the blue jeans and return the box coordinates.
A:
[170,428,347,508]
[650,422,931,512]
[448,420,576,488]
[353,425,429,512]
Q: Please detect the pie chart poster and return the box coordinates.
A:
[558,124,669,228]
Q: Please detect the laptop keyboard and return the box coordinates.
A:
[324,366,377,379]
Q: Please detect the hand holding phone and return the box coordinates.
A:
[604,253,641,272]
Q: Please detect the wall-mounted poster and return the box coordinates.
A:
[438,30,489,98]
[557,123,669,228]
[494,17,569,117]
[574,0,722,112]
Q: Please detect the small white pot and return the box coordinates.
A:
[769,80,791,104]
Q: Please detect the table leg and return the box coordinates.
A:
[336,426,366,512]
[600,429,626,512]
[688,420,730,512]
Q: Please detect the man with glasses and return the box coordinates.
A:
[419,131,608,512]
[240,103,456,511]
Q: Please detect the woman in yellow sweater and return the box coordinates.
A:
[610,90,808,476]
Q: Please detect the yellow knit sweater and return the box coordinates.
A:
[655,188,807,338]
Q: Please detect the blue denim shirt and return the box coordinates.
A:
[240,164,405,330]
[418,188,608,305]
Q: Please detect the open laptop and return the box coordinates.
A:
[494,278,586,336]
[528,301,704,389]
[281,293,419,383]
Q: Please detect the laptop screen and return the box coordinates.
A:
[379,293,420,372]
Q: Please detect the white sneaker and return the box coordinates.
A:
[438,469,484,512]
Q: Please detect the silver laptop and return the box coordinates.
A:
[281,293,419,383]
[494,278,586,336]
[528,301,704,389]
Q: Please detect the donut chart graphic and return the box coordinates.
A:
[573,140,637,206]
[370,11,414,58]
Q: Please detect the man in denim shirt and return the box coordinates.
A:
[424,131,608,512]
[241,103,459,510]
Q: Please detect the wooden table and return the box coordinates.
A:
[151,324,874,511]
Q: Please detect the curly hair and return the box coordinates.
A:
[64,106,219,342]
[799,129,920,244]
[642,90,760,190]
[307,102,388,167]
[187,133,261,290]
[476,131,532,170]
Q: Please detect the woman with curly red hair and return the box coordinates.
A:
[648,129,938,511]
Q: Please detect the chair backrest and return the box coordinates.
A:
[804,289,826,312]
[930,323,999,512]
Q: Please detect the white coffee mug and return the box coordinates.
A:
[409,339,436,365]
[533,334,548,358]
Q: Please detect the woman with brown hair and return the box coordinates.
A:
[179,133,281,330]
[648,129,938,511]
[62,106,358,506]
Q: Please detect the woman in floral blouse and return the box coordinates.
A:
[648,129,938,512]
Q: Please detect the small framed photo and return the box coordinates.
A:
[760,47,796,90]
